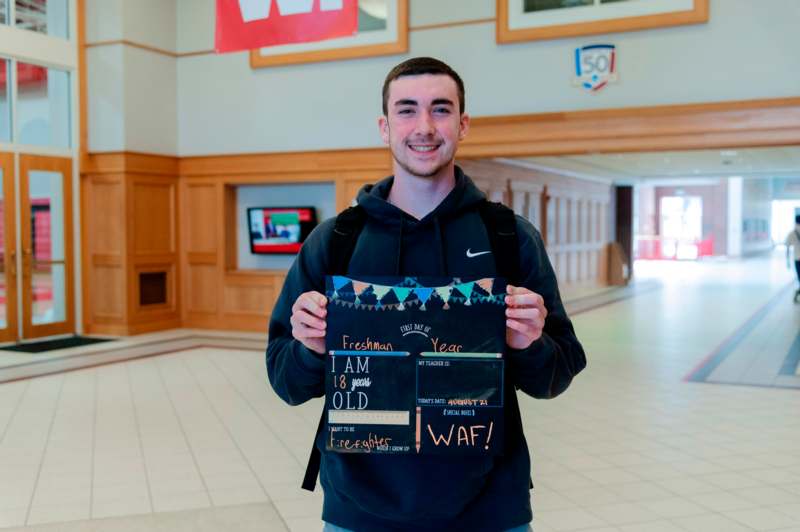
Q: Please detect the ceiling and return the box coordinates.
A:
[505,146,800,184]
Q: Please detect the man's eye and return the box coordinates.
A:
[397,109,414,115]
[434,107,451,114]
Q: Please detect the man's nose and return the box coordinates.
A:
[414,111,435,135]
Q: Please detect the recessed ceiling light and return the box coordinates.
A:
[720,150,738,157]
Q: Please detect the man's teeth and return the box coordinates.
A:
[410,145,436,152]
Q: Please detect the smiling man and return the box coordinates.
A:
[266,57,586,532]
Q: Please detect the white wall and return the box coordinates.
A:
[86,0,176,154]
[86,44,125,151]
[87,0,800,156]
[175,0,800,156]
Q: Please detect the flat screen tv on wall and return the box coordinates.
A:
[247,206,318,254]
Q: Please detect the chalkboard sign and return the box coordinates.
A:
[325,276,506,455]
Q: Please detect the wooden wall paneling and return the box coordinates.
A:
[181,179,220,322]
[510,181,544,229]
[128,174,179,328]
[221,271,276,331]
[223,184,238,271]
[471,176,509,205]
[81,153,180,335]
[82,174,128,332]
[132,177,176,255]
[79,98,798,334]
[576,198,584,281]
[186,183,218,252]
[336,170,387,212]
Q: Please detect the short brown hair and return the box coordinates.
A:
[382,57,465,115]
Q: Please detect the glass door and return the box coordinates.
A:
[19,155,74,338]
[0,153,17,343]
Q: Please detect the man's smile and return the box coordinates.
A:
[408,144,440,153]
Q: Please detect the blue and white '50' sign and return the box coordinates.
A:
[574,44,618,92]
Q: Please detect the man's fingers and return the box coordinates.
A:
[291,291,327,318]
[290,309,326,331]
[506,307,545,327]
[505,285,544,309]
[292,324,326,339]
[506,318,535,335]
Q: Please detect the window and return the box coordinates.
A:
[0,58,9,143]
[16,61,71,148]
[14,0,69,38]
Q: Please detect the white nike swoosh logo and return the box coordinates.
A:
[466,248,491,258]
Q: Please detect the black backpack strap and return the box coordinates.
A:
[479,200,520,285]
[478,201,533,488]
[302,205,367,492]
[329,205,367,275]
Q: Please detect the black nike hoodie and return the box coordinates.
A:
[267,167,586,531]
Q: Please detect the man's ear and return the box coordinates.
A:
[378,115,390,145]
[458,113,470,141]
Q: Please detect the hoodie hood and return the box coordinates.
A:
[350,166,489,277]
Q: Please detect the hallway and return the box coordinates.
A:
[0,252,798,532]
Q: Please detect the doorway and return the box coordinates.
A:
[0,153,74,343]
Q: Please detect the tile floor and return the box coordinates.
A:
[0,251,799,531]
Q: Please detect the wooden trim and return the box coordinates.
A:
[249,0,408,68]
[77,0,88,164]
[497,0,708,44]
[180,148,390,177]
[84,152,180,176]
[187,252,217,264]
[223,185,237,271]
[461,98,800,158]
[0,153,18,343]
[19,155,75,339]
[174,98,800,177]
[411,17,495,32]
[178,49,216,58]
[85,39,215,58]
[86,39,177,58]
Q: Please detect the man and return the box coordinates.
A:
[267,57,586,532]
[787,214,800,303]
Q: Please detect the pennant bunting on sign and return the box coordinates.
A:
[373,285,391,301]
[327,277,503,312]
[455,282,475,300]
[477,278,494,294]
[414,287,434,310]
[394,287,412,303]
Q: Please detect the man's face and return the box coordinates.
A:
[379,74,469,180]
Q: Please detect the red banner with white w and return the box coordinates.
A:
[215,0,358,53]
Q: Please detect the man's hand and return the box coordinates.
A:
[290,291,327,354]
[505,285,547,350]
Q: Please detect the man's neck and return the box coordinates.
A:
[387,165,457,220]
